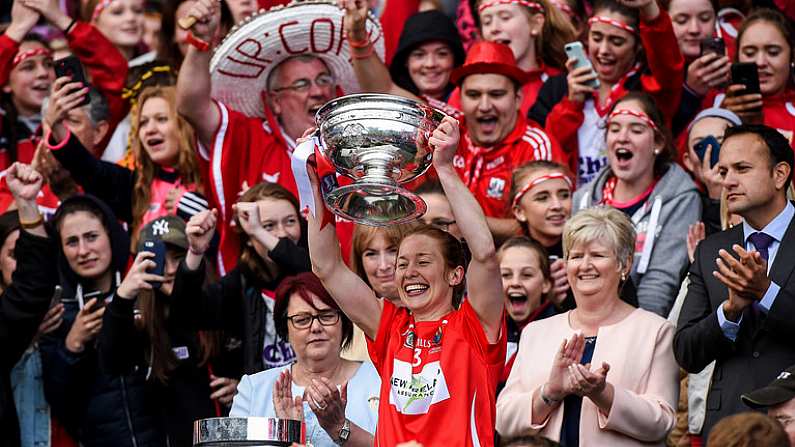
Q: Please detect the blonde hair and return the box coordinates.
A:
[130,86,202,239]
[563,206,635,271]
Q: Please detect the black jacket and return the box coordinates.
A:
[171,237,311,375]
[674,215,795,438]
[0,231,57,447]
[39,195,168,446]
[99,290,224,446]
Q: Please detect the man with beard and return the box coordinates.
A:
[449,41,564,241]
[176,0,382,272]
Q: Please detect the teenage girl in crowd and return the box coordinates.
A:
[37,192,168,446]
[23,0,132,147]
[719,8,795,147]
[662,0,732,136]
[573,92,700,317]
[497,236,555,394]
[529,0,684,187]
[172,183,312,375]
[80,0,144,62]
[99,216,235,446]
[44,83,205,240]
[0,2,54,169]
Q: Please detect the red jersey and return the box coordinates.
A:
[453,114,564,217]
[367,300,506,447]
[760,91,795,148]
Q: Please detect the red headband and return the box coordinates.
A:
[549,0,573,16]
[478,0,544,14]
[512,173,573,208]
[91,0,115,22]
[588,16,636,34]
[12,48,53,68]
[608,109,659,132]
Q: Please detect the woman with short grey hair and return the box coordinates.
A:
[497,206,680,446]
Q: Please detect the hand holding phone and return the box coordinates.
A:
[565,41,600,90]
[693,135,721,169]
[54,56,90,107]
[731,62,761,95]
[116,246,167,300]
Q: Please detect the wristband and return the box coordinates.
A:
[347,34,371,48]
[20,214,44,229]
[186,32,210,52]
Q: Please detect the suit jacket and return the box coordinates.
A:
[674,217,795,438]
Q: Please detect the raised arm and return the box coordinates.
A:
[431,117,503,342]
[176,0,221,147]
[306,166,382,340]
[339,0,420,101]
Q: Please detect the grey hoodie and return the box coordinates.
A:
[573,163,701,317]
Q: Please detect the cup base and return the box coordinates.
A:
[325,181,427,226]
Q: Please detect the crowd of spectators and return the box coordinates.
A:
[0,0,794,446]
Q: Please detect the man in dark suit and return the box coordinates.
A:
[674,124,795,439]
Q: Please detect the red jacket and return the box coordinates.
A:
[454,114,565,217]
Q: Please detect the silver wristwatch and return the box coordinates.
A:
[335,419,350,445]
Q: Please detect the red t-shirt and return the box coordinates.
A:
[367,300,506,447]
[453,114,564,217]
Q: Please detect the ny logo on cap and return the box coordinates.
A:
[777,371,792,380]
[152,219,170,236]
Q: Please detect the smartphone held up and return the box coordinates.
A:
[54,55,91,107]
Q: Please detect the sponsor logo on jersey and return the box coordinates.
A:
[389,359,450,415]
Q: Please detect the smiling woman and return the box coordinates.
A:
[496,207,679,446]
[81,0,145,60]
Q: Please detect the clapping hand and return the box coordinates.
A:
[209,375,239,406]
[568,362,610,397]
[714,244,770,320]
[273,369,304,421]
[305,378,348,437]
[687,222,705,264]
[545,332,586,400]
[7,0,40,42]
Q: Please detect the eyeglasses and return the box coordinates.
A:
[287,310,340,329]
[272,74,335,94]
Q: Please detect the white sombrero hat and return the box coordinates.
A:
[210,0,385,118]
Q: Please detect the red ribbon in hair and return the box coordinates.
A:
[478,0,544,14]
[512,173,573,208]
[607,109,659,132]
[12,48,52,68]
[588,15,636,34]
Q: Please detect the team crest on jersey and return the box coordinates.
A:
[486,177,506,199]
[389,359,450,415]
[453,155,465,169]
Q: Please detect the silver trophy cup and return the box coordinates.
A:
[193,417,303,446]
[315,93,447,226]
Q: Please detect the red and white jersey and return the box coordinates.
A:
[454,114,564,217]
[201,101,299,274]
[761,91,795,148]
[367,300,506,447]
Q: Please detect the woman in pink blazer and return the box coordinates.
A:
[496,206,679,446]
